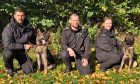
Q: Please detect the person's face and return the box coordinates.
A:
[69,15,80,28]
[102,19,112,30]
[14,11,25,24]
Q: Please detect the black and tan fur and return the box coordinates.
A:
[119,33,137,72]
[36,28,50,74]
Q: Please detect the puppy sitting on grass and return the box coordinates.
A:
[119,32,137,72]
[36,28,50,74]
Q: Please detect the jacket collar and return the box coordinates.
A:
[69,26,82,33]
[101,27,115,37]
[10,17,30,28]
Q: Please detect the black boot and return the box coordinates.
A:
[61,56,72,73]
[100,66,107,72]
[8,69,14,77]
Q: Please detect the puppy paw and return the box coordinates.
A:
[118,69,122,73]
[43,70,47,74]
[36,70,40,73]
[128,69,131,73]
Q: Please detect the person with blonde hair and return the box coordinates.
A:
[95,17,123,72]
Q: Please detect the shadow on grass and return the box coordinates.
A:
[89,51,96,73]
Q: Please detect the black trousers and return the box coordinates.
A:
[60,50,91,75]
[96,52,122,70]
[3,49,33,74]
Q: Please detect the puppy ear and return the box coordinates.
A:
[45,31,51,41]
[37,28,42,36]
[46,31,50,37]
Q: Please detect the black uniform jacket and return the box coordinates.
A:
[61,26,91,59]
[2,18,36,50]
[95,28,123,61]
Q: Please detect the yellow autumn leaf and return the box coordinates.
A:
[0,78,6,84]
[78,78,85,83]
[102,76,111,80]
[95,64,100,70]
[90,73,96,78]
[9,80,13,84]
[105,71,110,75]
[95,80,101,83]
[119,81,125,84]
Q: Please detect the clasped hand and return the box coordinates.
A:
[24,44,33,50]
[67,48,88,67]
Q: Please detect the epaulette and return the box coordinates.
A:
[5,23,11,28]
[63,27,70,31]
[5,22,16,29]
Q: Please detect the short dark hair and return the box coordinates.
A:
[102,16,112,23]
[14,7,26,15]
[69,12,79,20]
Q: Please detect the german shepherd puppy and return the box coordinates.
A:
[119,33,137,72]
[36,28,50,74]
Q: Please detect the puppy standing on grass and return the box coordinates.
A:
[36,28,50,74]
[119,32,137,72]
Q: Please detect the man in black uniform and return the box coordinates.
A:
[2,7,36,76]
[60,13,91,75]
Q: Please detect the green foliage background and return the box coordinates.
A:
[0,0,140,32]
[0,0,140,53]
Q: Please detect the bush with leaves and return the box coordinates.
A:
[0,0,140,54]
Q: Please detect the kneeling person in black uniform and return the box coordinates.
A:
[95,17,123,72]
[60,13,91,75]
[2,7,36,76]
